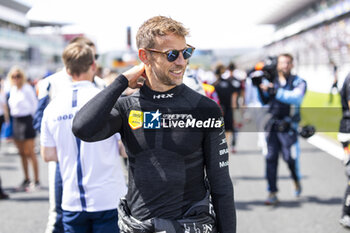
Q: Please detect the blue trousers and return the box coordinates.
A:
[54,162,64,233]
[266,131,299,193]
[63,209,119,233]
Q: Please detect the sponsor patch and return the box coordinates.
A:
[144,110,161,129]
[129,109,222,130]
[128,110,143,130]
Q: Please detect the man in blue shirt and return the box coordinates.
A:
[257,53,307,205]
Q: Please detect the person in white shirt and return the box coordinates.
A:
[7,66,39,190]
[40,42,127,233]
[34,36,106,233]
[0,78,9,199]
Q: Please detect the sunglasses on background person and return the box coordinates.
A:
[145,44,195,62]
[12,74,22,79]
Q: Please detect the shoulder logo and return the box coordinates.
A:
[128,110,143,130]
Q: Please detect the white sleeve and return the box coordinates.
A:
[26,85,38,116]
[37,78,50,99]
[115,132,121,141]
[40,108,56,147]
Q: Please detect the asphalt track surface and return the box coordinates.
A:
[0,132,349,233]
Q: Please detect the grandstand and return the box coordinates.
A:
[0,0,65,79]
[236,0,350,93]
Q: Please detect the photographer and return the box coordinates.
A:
[256,53,307,205]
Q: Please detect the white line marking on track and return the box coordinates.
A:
[307,134,344,161]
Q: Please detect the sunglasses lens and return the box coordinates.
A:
[167,50,179,62]
[183,47,194,60]
[95,54,99,60]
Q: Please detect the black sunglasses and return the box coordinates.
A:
[94,54,99,60]
[145,44,195,62]
[12,74,22,79]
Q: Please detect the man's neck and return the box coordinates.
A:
[278,75,286,82]
[278,72,291,82]
[72,73,93,82]
[145,81,177,92]
[144,75,178,92]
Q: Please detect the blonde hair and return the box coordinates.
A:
[7,66,27,88]
[69,36,95,47]
[62,42,94,76]
[136,16,189,49]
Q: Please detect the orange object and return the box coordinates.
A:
[255,62,264,71]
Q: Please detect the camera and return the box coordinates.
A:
[248,56,278,86]
[299,124,316,138]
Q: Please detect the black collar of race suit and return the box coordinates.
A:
[140,83,185,100]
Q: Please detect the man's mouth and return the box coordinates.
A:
[170,69,183,76]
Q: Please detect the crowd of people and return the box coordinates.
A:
[1,14,350,233]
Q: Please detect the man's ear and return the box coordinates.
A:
[91,61,97,71]
[139,49,150,65]
[66,67,72,76]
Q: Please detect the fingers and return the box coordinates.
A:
[122,63,147,89]
[122,63,145,81]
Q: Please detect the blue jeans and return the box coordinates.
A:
[266,131,299,192]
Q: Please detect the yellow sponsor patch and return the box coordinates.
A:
[128,110,143,130]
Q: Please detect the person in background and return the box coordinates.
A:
[245,69,267,154]
[41,42,126,233]
[0,76,10,199]
[338,71,350,228]
[214,63,237,153]
[7,66,38,191]
[34,36,106,233]
[328,59,338,104]
[183,66,206,95]
[202,81,220,105]
[257,53,306,205]
[222,62,245,109]
[225,62,245,150]
[183,65,220,105]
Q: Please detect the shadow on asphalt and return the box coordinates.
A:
[298,147,324,153]
[235,200,300,210]
[235,196,342,211]
[234,150,263,155]
[232,175,309,181]
[7,196,49,202]
[233,147,321,156]
[305,196,342,205]
[0,165,18,170]
[3,186,49,193]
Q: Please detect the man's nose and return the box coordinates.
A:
[174,52,187,66]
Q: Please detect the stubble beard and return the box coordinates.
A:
[152,66,184,86]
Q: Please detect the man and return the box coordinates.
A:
[214,64,236,153]
[34,36,106,233]
[328,59,338,104]
[338,72,350,228]
[183,66,206,95]
[257,53,306,205]
[41,42,127,233]
[73,16,236,233]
